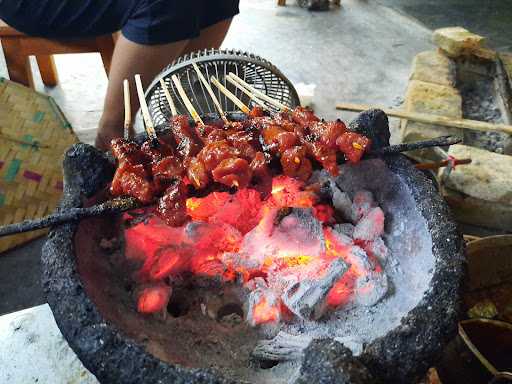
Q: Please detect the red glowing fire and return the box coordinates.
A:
[126,176,387,325]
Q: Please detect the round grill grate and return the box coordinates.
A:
[145,49,300,126]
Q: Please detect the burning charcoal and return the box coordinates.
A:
[351,190,376,222]
[137,283,172,314]
[252,331,313,362]
[361,237,389,266]
[333,223,355,244]
[353,207,385,242]
[241,208,325,268]
[349,245,378,271]
[246,287,281,327]
[331,186,356,223]
[281,258,349,320]
[353,271,388,307]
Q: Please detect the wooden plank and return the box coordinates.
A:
[335,102,512,135]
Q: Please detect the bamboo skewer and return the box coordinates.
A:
[210,76,251,114]
[159,79,177,116]
[415,158,472,170]
[171,74,204,126]
[134,74,158,145]
[228,72,289,111]
[225,75,268,109]
[335,102,512,135]
[123,79,131,139]
[192,63,229,123]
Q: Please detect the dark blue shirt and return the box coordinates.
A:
[0,0,239,45]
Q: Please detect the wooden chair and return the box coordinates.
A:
[0,19,116,88]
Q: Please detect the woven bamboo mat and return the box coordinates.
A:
[0,77,78,253]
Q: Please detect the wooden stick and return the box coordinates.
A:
[123,79,131,139]
[134,74,158,144]
[210,76,251,114]
[159,79,177,116]
[335,102,512,135]
[415,158,472,170]
[0,197,140,238]
[192,63,228,123]
[228,72,289,111]
[171,74,204,126]
[225,75,267,109]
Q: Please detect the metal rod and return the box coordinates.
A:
[370,135,462,155]
[0,198,140,238]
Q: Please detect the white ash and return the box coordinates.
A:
[255,160,435,360]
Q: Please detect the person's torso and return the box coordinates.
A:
[0,0,137,37]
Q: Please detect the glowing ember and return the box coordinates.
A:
[137,283,172,314]
[124,175,389,323]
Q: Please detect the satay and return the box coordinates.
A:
[110,108,372,227]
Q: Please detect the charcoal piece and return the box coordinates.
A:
[295,339,377,384]
[362,237,389,266]
[351,190,376,223]
[333,223,355,240]
[353,207,385,241]
[348,108,390,150]
[246,287,280,327]
[252,332,313,362]
[354,271,388,307]
[332,187,356,223]
[281,258,349,320]
[241,207,326,265]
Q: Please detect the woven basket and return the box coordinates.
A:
[0,77,78,253]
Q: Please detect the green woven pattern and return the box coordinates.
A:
[0,77,78,253]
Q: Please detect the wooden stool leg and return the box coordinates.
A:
[278,0,286,5]
[96,35,116,78]
[36,55,59,86]
[2,38,32,87]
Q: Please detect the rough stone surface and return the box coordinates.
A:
[41,117,464,384]
[501,53,512,84]
[360,155,464,384]
[442,187,512,232]
[348,108,391,150]
[401,80,463,160]
[442,144,512,205]
[294,339,377,384]
[410,50,456,87]
[439,144,512,231]
[432,27,486,58]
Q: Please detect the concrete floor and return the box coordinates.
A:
[0,0,510,315]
